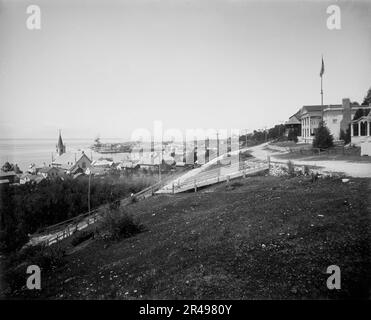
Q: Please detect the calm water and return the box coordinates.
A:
[0,139,130,172]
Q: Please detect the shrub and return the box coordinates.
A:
[4,244,65,295]
[303,165,310,176]
[100,207,144,241]
[313,121,334,149]
[287,160,295,176]
[231,181,244,188]
[71,230,94,247]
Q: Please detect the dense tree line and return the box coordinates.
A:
[0,174,153,253]
[239,124,286,146]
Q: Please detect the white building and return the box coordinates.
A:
[350,111,371,148]
[290,98,370,144]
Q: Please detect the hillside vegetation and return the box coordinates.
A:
[2,175,370,299]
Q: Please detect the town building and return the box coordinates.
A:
[91,158,114,168]
[37,166,64,179]
[19,173,45,185]
[0,171,18,184]
[52,151,92,174]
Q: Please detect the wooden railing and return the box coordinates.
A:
[162,161,269,194]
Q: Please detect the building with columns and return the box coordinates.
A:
[286,98,370,144]
[299,105,323,143]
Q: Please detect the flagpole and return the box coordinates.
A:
[320,55,324,107]
[320,55,324,122]
[321,74,323,106]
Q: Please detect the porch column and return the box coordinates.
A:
[367,121,370,136]
[308,116,311,136]
[351,123,354,137]
[302,119,305,137]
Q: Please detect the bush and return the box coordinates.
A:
[71,230,94,247]
[287,160,295,176]
[100,207,144,241]
[4,244,65,295]
[313,121,334,149]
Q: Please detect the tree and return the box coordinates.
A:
[1,162,12,172]
[353,107,370,121]
[313,121,334,149]
[362,87,371,105]
[1,162,22,173]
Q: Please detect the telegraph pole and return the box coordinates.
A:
[87,168,91,213]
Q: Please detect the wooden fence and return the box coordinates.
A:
[160,161,269,194]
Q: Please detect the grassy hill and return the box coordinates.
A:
[4,175,370,299]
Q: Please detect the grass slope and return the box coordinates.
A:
[9,176,371,299]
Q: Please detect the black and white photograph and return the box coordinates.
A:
[0,0,370,306]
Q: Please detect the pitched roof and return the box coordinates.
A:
[20,174,44,182]
[301,105,324,113]
[52,152,91,169]
[38,166,58,173]
[351,113,371,123]
[285,115,301,125]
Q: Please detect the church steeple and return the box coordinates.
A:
[56,130,66,156]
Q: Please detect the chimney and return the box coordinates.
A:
[340,98,351,133]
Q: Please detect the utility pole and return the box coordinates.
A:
[216,131,220,165]
[264,126,267,142]
[159,138,163,182]
[87,169,91,214]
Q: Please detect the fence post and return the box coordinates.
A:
[194,179,197,192]
[226,175,230,186]
[243,169,246,178]
[172,182,175,194]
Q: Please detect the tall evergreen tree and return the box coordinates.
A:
[313,121,334,149]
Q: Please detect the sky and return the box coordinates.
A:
[0,0,370,140]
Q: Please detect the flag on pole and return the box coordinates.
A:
[320,56,325,77]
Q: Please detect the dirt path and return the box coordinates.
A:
[250,143,371,178]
